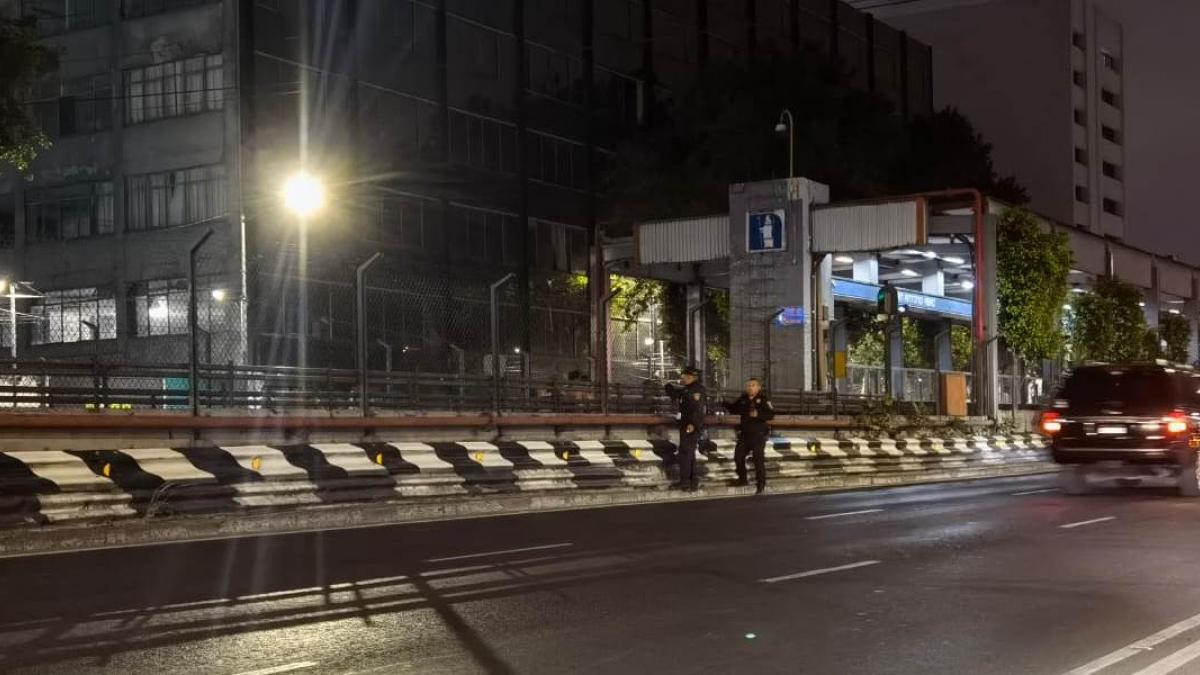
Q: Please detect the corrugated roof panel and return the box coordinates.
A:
[637,215,730,264]
[813,201,923,253]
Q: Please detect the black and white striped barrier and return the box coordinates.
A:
[0,435,1048,527]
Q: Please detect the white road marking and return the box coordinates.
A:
[1060,516,1117,530]
[1131,636,1200,675]
[760,560,880,584]
[805,509,884,521]
[426,542,574,563]
[232,662,319,675]
[1011,488,1057,496]
[1062,609,1200,675]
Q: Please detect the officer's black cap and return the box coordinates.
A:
[681,365,702,377]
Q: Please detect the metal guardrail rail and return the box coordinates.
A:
[0,359,898,417]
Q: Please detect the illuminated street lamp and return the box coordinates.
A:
[282,170,326,386]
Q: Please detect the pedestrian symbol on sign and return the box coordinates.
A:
[747,210,786,253]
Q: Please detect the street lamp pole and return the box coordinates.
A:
[775,109,795,178]
[282,170,326,403]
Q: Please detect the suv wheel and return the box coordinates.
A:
[1178,452,1200,497]
[1058,465,1090,496]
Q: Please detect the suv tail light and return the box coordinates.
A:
[1041,411,1062,435]
[1165,410,1190,435]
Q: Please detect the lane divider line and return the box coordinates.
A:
[1012,488,1057,496]
[426,542,574,563]
[805,509,885,521]
[232,662,319,675]
[1130,635,1200,675]
[1060,516,1117,530]
[1062,609,1200,675]
[760,560,881,584]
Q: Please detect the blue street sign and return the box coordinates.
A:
[775,306,807,326]
[747,210,786,253]
[831,278,973,320]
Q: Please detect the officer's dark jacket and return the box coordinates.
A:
[665,381,707,432]
[725,393,775,436]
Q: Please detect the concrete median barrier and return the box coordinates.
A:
[0,434,1050,535]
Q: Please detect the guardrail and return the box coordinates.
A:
[0,359,900,417]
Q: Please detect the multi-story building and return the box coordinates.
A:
[0,0,932,377]
[851,0,1126,239]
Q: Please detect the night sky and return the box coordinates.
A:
[1098,0,1200,263]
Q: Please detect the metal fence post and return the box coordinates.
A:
[490,273,516,414]
[188,228,214,417]
[355,252,383,417]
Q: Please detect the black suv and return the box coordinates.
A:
[1043,363,1200,496]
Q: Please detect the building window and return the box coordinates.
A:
[472,31,500,79]
[447,110,518,174]
[594,67,643,130]
[1102,125,1121,144]
[527,131,588,190]
[533,220,588,274]
[527,43,584,106]
[124,54,224,124]
[126,165,227,231]
[31,288,117,345]
[29,74,113,138]
[1102,198,1123,217]
[0,193,14,249]
[365,193,433,251]
[24,0,109,35]
[1074,147,1088,165]
[1101,51,1120,72]
[128,278,225,337]
[1072,31,1085,50]
[1100,89,1120,108]
[450,206,521,266]
[123,0,212,19]
[1102,161,1122,181]
[1072,70,1086,88]
[25,181,114,243]
[1075,185,1089,204]
[1073,108,1086,126]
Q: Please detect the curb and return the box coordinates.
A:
[0,461,1055,557]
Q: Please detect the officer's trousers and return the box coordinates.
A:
[735,433,768,488]
[677,430,700,489]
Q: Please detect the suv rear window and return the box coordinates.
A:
[1059,368,1194,414]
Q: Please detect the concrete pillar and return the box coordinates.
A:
[935,320,953,372]
[815,254,834,389]
[852,256,879,284]
[728,178,830,391]
[887,319,904,399]
[685,281,706,370]
[921,270,944,296]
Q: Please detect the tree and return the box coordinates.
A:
[1070,278,1149,362]
[0,18,58,172]
[1158,313,1191,363]
[603,50,1026,231]
[996,207,1073,363]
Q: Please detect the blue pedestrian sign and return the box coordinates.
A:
[775,306,806,326]
[747,209,786,253]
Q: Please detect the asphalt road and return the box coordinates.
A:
[4,475,1200,675]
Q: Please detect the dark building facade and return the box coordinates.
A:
[0,0,931,379]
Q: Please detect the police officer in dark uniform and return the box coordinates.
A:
[725,377,774,494]
[665,365,706,492]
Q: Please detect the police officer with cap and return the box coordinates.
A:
[724,377,775,494]
[665,365,706,491]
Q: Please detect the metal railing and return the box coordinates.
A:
[0,358,890,417]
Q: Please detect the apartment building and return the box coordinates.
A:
[0,0,933,374]
[852,0,1126,239]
